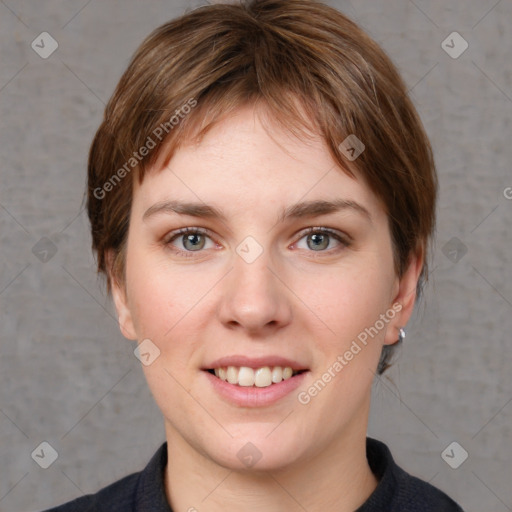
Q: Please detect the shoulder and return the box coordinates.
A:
[41,443,169,512]
[392,466,465,511]
[41,472,139,512]
[361,438,465,512]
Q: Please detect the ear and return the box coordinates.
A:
[383,244,424,346]
[106,249,137,341]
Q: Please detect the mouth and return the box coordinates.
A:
[204,366,309,388]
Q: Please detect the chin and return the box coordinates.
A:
[219,447,303,473]
[206,430,307,473]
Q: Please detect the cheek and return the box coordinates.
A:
[125,250,200,336]
[302,267,394,396]
[125,252,214,378]
[296,261,395,344]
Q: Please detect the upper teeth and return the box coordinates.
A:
[213,366,297,387]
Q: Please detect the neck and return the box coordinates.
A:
[163,418,378,512]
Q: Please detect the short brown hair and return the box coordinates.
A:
[87,0,437,373]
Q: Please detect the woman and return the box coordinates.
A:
[45,0,464,510]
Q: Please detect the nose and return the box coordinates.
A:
[217,243,292,335]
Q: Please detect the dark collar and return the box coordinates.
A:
[356,437,399,510]
[134,442,172,512]
[131,437,462,512]
[131,438,394,512]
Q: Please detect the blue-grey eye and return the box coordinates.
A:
[182,233,206,251]
[306,232,330,251]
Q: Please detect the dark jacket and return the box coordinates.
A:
[43,438,464,511]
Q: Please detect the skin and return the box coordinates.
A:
[109,104,423,512]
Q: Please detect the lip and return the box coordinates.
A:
[203,355,309,371]
[203,369,309,407]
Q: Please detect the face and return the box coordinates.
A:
[111,104,421,472]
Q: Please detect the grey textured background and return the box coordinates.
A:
[1,1,511,511]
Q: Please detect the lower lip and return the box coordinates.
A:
[203,370,309,407]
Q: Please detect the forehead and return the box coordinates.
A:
[132,105,383,222]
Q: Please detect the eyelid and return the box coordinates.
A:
[295,226,352,243]
[164,226,212,239]
[163,227,216,246]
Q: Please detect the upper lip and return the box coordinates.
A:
[203,355,309,371]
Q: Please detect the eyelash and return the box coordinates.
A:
[163,227,351,259]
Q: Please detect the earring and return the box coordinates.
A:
[398,327,406,343]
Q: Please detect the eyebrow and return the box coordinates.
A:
[142,198,372,224]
